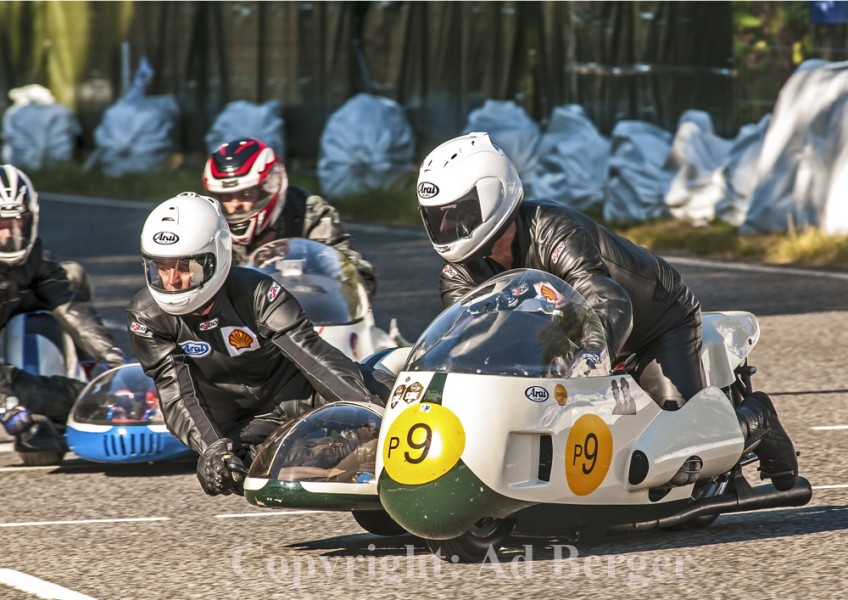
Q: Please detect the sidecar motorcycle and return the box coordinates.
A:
[0,310,193,465]
[247,238,404,359]
[65,363,193,463]
[0,310,87,465]
[242,268,812,561]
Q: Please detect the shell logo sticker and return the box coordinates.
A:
[382,403,465,486]
[565,414,613,496]
[220,326,259,356]
[555,384,568,406]
[539,283,564,306]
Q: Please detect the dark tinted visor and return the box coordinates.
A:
[0,213,33,254]
[143,253,216,294]
[420,187,483,246]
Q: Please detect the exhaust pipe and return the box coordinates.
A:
[611,475,812,532]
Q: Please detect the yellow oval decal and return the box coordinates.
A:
[382,403,466,485]
[565,414,613,496]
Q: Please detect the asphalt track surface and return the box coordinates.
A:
[1,194,846,599]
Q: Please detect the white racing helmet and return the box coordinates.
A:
[140,193,232,315]
[416,132,523,263]
[0,165,39,265]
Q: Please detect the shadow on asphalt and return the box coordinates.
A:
[286,505,848,560]
[3,456,199,477]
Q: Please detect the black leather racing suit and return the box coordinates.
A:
[440,200,704,409]
[232,186,378,298]
[126,267,385,455]
[0,238,123,422]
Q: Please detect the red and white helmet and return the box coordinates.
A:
[202,137,288,245]
[0,164,39,265]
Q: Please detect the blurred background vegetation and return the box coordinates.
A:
[5,1,848,268]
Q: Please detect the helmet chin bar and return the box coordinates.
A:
[460,203,521,265]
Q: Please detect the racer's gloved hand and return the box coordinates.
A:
[570,351,605,377]
[101,347,130,370]
[197,438,247,496]
[0,405,34,436]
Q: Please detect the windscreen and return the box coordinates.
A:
[405,269,609,378]
[248,403,382,483]
[72,364,164,425]
[247,238,365,325]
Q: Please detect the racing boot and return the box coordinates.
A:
[13,415,68,466]
[736,391,798,491]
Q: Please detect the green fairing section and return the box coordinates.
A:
[378,459,531,540]
[245,480,382,511]
[421,372,447,405]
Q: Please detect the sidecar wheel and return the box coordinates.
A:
[426,518,515,563]
[351,509,407,536]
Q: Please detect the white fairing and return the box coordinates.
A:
[376,269,747,509]
[246,238,398,360]
[0,312,84,380]
[700,311,760,388]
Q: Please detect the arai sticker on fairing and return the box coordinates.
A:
[382,403,465,486]
[220,326,260,356]
[180,340,211,357]
[565,414,613,496]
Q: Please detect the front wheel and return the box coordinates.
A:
[426,518,515,563]
[351,509,406,536]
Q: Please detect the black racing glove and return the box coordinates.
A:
[196,438,248,496]
[101,347,130,370]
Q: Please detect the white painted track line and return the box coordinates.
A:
[0,568,96,600]
[214,510,326,519]
[0,517,169,528]
[811,425,848,431]
[811,484,848,490]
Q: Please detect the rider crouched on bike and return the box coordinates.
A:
[415,132,798,491]
[127,193,389,497]
[202,137,377,298]
[0,165,126,453]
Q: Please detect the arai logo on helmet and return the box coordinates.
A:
[179,341,211,357]
[152,231,179,245]
[417,182,440,199]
